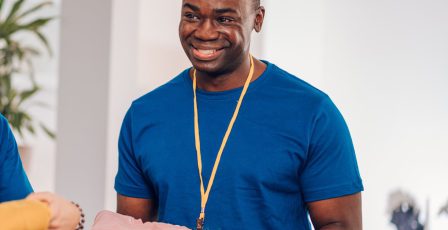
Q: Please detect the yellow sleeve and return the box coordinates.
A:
[0,199,51,230]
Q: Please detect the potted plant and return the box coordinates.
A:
[0,0,55,170]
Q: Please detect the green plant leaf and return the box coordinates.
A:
[0,0,4,21]
[40,122,55,139]
[1,0,56,141]
[0,74,11,91]
[26,123,35,135]
[18,85,40,105]
[6,87,17,102]
[22,47,40,56]
[10,110,31,138]
[19,17,54,31]
[33,30,52,55]
[16,1,52,21]
[0,20,19,38]
[15,125,24,137]
[15,43,25,60]
[25,58,37,84]
[5,17,54,37]
[4,0,24,25]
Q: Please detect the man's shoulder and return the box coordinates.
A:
[0,114,11,143]
[265,62,329,102]
[0,113,7,128]
[133,68,190,107]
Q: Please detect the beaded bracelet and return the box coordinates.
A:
[71,201,85,230]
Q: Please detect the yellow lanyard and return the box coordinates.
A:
[193,55,255,229]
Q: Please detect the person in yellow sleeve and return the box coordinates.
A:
[0,192,82,230]
[0,114,83,229]
[0,198,50,230]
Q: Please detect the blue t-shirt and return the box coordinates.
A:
[0,114,33,202]
[115,61,363,230]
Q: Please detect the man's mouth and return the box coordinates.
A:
[199,49,216,54]
[191,46,224,60]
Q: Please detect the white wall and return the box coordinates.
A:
[136,0,190,94]
[104,0,141,211]
[263,0,448,229]
[56,0,113,227]
[323,1,448,228]
[262,0,325,86]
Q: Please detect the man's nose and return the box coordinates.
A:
[194,19,219,41]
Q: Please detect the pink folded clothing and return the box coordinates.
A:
[92,210,191,230]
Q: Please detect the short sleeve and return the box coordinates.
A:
[0,114,33,202]
[114,105,154,199]
[300,96,363,202]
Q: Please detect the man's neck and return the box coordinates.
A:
[191,58,267,92]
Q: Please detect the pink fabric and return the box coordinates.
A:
[91,210,191,230]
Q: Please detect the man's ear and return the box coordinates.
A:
[254,6,265,32]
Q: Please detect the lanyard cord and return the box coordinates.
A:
[193,55,255,221]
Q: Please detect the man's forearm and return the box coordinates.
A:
[317,222,361,230]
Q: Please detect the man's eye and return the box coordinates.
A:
[217,17,234,23]
[184,13,200,21]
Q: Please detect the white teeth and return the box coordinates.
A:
[197,49,215,55]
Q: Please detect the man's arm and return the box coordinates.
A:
[0,115,33,202]
[308,193,362,230]
[117,194,157,222]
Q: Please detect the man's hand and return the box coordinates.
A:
[308,193,362,230]
[26,192,80,230]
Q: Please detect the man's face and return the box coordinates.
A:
[179,0,258,75]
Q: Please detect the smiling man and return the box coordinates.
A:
[115,0,364,229]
